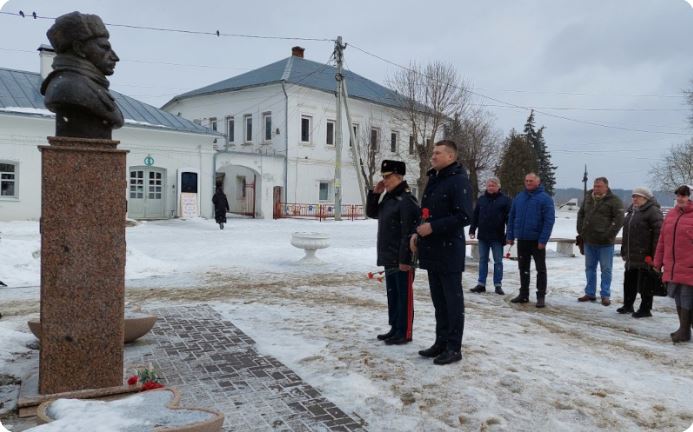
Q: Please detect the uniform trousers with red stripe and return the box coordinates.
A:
[384,267,414,340]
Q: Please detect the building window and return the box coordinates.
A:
[390,131,398,153]
[351,123,359,147]
[209,117,218,132]
[0,162,17,198]
[244,114,253,143]
[319,181,330,201]
[301,115,312,143]
[409,136,415,155]
[370,128,380,153]
[227,116,234,143]
[263,112,272,142]
[129,170,144,199]
[326,120,335,146]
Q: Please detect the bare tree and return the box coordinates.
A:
[388,61,470,198]
[448,109,502,203]
[649,139,693,191]
[355,120,383,191]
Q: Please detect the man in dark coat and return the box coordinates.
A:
[506,173,555,308]
[469,177,512,295]
[576,177,624,306]
[212,186,230,229]
[410,140,473,365]
[366,160,420,345]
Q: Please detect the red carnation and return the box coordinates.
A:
[127,375,138,386]
[367,272,374,279]
[505,252,511,259]
[422,208,430,220]
[645,256,653,265]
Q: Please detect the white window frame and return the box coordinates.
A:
[244,114,253,144]
[318,180,331,202]
[390,131,398,153]
[0,161,18,199]
[209,117,218,132]
[300,115,312,144]
[326,120,336,146]
[263,112,272,143]
[226,116,235,144]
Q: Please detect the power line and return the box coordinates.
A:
[0,11,335,42]
[347,43,691,137]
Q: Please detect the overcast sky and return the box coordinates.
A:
[2,0,692,190]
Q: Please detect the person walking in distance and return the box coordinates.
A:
[506,173,555,308]
[212,186,230,230]
[576,177,625,306]
[469,177,512,295]
[366,160,419,345]
[410,140,473,365]
[619,187,662,317]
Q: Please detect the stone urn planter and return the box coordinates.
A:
[36,387,224,431]
[28,311,157,344]
[290,232,330,264]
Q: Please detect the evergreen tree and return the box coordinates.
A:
[496,130,537,198]
[522,110,557,195]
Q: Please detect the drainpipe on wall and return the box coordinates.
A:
[281,81,289,204]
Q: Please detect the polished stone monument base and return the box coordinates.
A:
[38,136,128,395]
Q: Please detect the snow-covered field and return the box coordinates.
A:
[1,214,692,431]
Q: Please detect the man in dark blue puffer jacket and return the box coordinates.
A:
[410,140,473,365]
[506,173,555,308]
[469,177,512,295]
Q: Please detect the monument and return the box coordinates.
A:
[38,11,127,394]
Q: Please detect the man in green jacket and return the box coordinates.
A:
[576,177,625,306]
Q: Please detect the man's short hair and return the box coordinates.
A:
[435,140,458,154]
[525,172,540,181]
[486,177,501,187]
[594,177,609,186]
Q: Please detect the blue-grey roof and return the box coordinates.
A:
[0,67,219,135]
[163,56,405,110]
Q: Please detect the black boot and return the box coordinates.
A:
[433,350,462,365]
[377,328,395,341]
[671,308,691,343]
[633,295,653,318]
[510,294,529,303]
[617,305,634,314]
[470,285,486,293]
[418,343,445,358]
[384,335,409,345]
[536,296,546,308]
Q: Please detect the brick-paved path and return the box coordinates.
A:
[125,305,366,432]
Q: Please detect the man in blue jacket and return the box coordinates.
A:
[506,173,555,308]
[469,177,512,295]
[410,140,473,365]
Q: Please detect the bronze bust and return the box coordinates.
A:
[41,12,124,139]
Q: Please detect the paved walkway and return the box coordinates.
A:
[126,304,366,432]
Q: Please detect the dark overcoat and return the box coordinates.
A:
[469,191,512,242]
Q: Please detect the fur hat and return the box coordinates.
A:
[631,186,653,200]
[380,160,405,176]
[47,12,110,54]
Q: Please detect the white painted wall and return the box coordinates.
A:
[164,79,420,216]
[0,112,216,221]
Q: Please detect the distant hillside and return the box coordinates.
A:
[553,188,675,207]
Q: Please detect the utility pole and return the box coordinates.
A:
[333,36,346,221]
[582,164,588,205]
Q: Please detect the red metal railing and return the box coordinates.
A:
[280,203,364,221]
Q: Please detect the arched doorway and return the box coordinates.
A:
[216,165,258,218]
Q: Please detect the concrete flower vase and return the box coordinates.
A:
[28,312,157,344]
[290,232,330,264]
[36,387,224,431]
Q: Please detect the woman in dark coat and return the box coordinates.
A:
[619,187,663,317]
[212,187,230,229]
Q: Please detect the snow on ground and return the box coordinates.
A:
[1,215,692,431]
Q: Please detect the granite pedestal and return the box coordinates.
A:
[38,136,128,395]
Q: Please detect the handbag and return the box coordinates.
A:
[642,267,667,297]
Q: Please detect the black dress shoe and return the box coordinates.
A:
[632,310,652,318]
[434,350,462,365]
[418,344,445,358]
[510,295,529,304]
[384,336,409,345]
[377,329,395,340]
[616,305,634,314]
[470,285,486,293]
[536,297,546,308]
[495,286,505,295]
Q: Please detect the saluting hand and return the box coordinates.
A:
[373,180,386,194]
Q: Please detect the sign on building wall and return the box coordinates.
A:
[180,192,198,218]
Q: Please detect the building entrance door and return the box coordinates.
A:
[128,166,167,219]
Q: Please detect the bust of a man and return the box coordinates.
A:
[41,11,124,139]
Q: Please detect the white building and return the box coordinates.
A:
[0,47,220,221]
[162,47,420,219]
